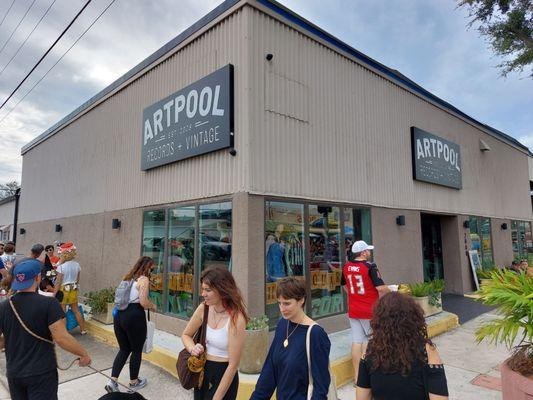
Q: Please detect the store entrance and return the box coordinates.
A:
[421,214,444,281]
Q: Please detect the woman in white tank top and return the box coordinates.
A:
[182,267,248,400]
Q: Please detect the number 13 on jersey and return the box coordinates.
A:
[347,274,365,295]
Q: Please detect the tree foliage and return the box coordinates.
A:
[0,181,19,199]
[458,0,533,78]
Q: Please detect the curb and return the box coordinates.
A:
[85,311,459,399]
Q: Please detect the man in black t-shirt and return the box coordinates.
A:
[0,259,91,400]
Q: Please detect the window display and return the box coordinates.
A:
[265,201,305,329]
[511,220,532,261]
[264,201,372,328]
[469,216,493,268]
[199,202,232,271]
[167,206,195,318]
[309,205,343,318]
[141,201,232,320]
[142,210,166,312]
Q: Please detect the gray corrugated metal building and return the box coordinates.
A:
[17,0,532,334]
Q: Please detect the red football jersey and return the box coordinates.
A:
[343,261,383,319]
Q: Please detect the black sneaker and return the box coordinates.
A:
[105,379,120,393]
[129,377,148,391]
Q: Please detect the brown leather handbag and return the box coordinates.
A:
[176,303,209,389]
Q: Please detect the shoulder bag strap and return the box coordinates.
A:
[306,322,317,400]
[9,298,54,345]
[199,303,209,347]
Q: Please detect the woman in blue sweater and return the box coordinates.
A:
[251,277,331,400]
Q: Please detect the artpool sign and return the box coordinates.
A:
[411,127,462,189]
[141,64,234,170]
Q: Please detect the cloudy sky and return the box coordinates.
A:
[0,0,531,184]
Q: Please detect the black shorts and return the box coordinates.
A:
[7,369,58,400]
[194,360,238,400]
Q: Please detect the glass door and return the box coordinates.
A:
[421,214,444,281]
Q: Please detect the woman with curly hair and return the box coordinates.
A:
[356,292,449,400]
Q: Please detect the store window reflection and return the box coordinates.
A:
[142,210,165,312]
[309,205,343,318]
[167,206,195,318]
[469,217,494,268]
[344,208,372,261]
[265,201,305,329]
[199,202,232,271]
[512,220,533,262]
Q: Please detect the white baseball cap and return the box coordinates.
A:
[351,240,374,253]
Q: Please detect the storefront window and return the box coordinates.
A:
[309,205,343,318]
[142,210,166,312]
[469,216,493,268]
[512,220,533,262]
[344,208,372,261]
[199,202,232,271]
[265,201,305,329]
[167,206,195,318]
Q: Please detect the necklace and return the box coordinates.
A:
[213,306,226,314]
[284,317,302,348]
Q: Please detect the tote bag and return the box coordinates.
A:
[143,310,155,354]
[306,323,338,400]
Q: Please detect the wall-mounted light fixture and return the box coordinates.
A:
[112,218,121,230]
[396,215,405,226]
[55,224,62,232]
[19,228,26,235]
[463,220,470,229]
[501,223,508,230]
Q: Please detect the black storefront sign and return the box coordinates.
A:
[411,127,462,189]
[141,64,234,170]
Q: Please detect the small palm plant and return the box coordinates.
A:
[475,269,533,376]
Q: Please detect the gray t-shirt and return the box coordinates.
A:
[57,260,80,284]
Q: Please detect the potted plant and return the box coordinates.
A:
[476,269,532,399]
[476,267,496,288]
[239,315,269,374]
[407,280,443,317]
[85,287,115,325]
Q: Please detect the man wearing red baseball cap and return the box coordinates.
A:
[0,259,91,399]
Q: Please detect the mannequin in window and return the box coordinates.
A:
[266,225,288,282]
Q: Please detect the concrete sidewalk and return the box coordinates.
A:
[0,311,509,399]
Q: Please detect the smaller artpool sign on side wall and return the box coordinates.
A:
[411,127,462,189]
[141,64,234,171]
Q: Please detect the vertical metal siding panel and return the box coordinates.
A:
[20,10,249,223]
[246,9,530,220]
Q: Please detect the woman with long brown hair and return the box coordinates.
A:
[105,256,157,394]
[182,267,248,400]
[356,292,449,400]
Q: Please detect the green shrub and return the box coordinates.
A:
[85,287,115,314]
[407,282,431,297]
[475,269,533,376]
[246,315,269,330]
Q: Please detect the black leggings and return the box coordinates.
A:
[111,303,147,380]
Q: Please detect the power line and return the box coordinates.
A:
[0,0,16,31]
[0,0,92,111]
[0,0,37,56]
[0,0,117,125]
[0,0,57,78]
